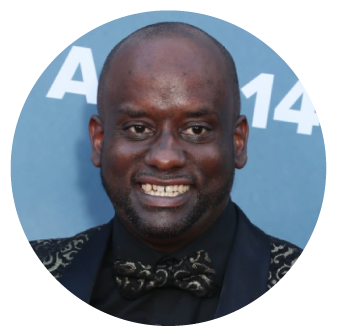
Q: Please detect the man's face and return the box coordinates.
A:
[90,36,248,246]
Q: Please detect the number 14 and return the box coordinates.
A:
[241,73,319,135]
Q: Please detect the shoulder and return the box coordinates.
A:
[29,224,106,279]
[234,203,303,289]
[267,235,303,289]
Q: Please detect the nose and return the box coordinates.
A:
[144,131,186,171]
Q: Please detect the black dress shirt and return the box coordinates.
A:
[90,200,237,325]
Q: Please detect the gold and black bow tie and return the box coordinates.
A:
[114,250,218,300]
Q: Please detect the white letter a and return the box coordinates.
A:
[46,46,98,104]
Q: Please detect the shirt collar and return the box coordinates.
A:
[111,199,237,287]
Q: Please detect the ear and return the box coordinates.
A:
[89,115,104,167]
[234,115,249,169]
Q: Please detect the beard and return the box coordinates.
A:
[100,167,235,239]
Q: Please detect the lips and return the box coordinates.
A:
[135,176,194,207]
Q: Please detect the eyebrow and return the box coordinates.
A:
[117,107,218,118]
[185,108,218,117]
[118,108,147,118]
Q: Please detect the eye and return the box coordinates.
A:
[182,126,208,136]
[128,125,152,134]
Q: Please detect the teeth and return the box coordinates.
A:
[140,184,190,197]
[141,183,152,192]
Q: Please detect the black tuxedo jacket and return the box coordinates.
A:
[30,205,302,318]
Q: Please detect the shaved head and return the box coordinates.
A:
[97,22,241,121]
[89,21,249,250]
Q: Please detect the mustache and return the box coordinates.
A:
[133,171,197,183]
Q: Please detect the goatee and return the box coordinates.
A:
[100,168,235,238]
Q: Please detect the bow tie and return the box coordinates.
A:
[114,250,218,300]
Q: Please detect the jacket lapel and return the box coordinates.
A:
[215,205,271,318]
[59,221,113,303]
[58,207,270,313]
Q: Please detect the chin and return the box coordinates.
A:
[122,195,210,238]
[127,211,195,238]
[101,168,233,239]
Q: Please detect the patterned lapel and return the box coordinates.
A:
[58,221,113,303]
[32,207,301,314]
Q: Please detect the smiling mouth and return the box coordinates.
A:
[141,183,190,197]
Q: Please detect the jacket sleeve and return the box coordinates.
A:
[267,236,303,289]
[29,225,103,279]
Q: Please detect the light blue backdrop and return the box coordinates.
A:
[11,11,326,249]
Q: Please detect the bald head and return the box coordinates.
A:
[89,22,249,246]
[97,22,241,121]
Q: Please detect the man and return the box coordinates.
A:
[31,22,302,325]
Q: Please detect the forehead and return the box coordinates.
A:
[102,36,234,121]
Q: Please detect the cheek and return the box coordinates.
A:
[101,138,145,179]
[190,145,233,183]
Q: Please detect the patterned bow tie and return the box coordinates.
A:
[114,250,218,300]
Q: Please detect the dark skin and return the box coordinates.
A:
[89,36,249,253]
